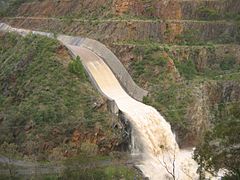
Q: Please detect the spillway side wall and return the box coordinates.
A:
[0,23,148,101]
[82,38,148,101]
[57,35,148,101]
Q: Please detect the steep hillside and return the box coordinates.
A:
[0,32,141,178]
[0,31,122,159]
[1,0,239,46]
[1,0,240,20]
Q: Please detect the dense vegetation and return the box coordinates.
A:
[0,32,141,179]
[130,44,240,178]
[0,34,124,159]
[0,0,35,17]
[194,84,240,178]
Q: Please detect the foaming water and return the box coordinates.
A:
[0,23,211,179]
[119,101,198,180]
[66,46,198,180]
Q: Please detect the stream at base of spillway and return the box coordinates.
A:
[120,102,198,180]
[66,45,199,180]
[0,23,199,179]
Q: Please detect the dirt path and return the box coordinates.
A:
[3,16,235,24]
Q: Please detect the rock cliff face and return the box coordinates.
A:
[118,0,240,20]
[110,44,240,68]
[0,32,130,161]
[184,81,240,146]
[2,18,239,45]
[111,43,240,146]
[1,0,239,45]
[11,0,240,20]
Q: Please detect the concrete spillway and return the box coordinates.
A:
[0,23,198,179]
[66,45,198,180]
[0,22,147,102]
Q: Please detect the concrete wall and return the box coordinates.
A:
[82,38,148,101]
[0,23,148,101]
[57,35,148,101]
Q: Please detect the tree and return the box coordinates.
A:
[159,145,177,180]
[194,118,240,179]
[68,56,87,81]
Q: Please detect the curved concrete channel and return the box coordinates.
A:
[0,23,198,179]
[0,23,147,102]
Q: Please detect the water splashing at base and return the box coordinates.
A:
[67,45,198,180]
[124,105,198,180]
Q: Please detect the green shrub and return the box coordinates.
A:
[236,23,240,44]
[60,165,137,180]
[143,96,150,104]
[174,59,197,80]
[68,56,87,81]
[0,0,35,17]
[225,12,240,21]
[62,16,74,25]
[131,60,146,77]
[215,33,235,44]
[176,30,203,45]
[0,33,118,158]
[219,56,236,71]
[197,7,220,20]
[194,118,240,178]
[145,6,155,17]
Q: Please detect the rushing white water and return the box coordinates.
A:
[0,23,227,180]
[0,23,198,179]
[66,45,198,180]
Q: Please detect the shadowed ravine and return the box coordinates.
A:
[0,23,198,180]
